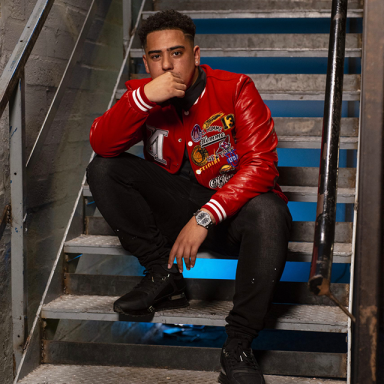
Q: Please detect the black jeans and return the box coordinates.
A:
[86,153,292,340]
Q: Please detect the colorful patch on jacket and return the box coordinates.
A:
[221,114,235,131]
[191,124,202,142]
[195,156,221,175]
[219,164,236,174]
[209,174,234,189]
[201,132,226,148]
[191,145,209,166]
[216,136,233,157]
[203,112,224,130]
[225,149,239,168]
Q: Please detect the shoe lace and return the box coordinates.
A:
[225,342,258,370]
[134,268,170,293]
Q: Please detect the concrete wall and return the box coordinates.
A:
[0,0,123,381]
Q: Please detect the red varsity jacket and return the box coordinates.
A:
[90,64,287,225]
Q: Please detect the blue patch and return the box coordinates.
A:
[225,149,239,168]
[191,124,202,142]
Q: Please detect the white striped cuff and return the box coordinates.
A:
[132,87,154,113]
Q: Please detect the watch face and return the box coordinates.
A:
[196,211,211,227]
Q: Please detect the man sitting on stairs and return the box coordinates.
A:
[86,9,292,384]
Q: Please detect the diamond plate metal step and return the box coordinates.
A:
[64,234,352,263]
[152,0,362,13]
[82,185,355,204]
[117,74,361,100]
[41,295,348,333]
[130,34,361,58]
[143,9,363,19]
[18,364,347,384]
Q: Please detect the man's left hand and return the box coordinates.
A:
[168,212,212,272]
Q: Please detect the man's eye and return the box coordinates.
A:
[151,55,160,60]
[173,51,182,56]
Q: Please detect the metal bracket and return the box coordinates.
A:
[0,204,12,241]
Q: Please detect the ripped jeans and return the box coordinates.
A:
[86,153,292,340]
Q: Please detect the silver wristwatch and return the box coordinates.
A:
[194,209,214,230]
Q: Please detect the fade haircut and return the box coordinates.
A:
[138,10,196,48]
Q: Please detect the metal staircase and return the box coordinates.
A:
[14,0,363,382]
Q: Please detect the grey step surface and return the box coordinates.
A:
[153,0,362,12]
[64,234,353,263]
[65,274,350,306]
[143,9,363,19]
[41,295,348,332]
[42,341,347,378]
[121,74,360,101]
[83,184,355,203]
[18,364,347,384]
[86,217,353,243]
[130,34,361,58]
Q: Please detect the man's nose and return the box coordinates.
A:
[162,54,173,71]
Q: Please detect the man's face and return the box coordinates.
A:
[142,29,200,88]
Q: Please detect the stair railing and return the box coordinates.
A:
[5,0,147,382]
[308,0,355,319]
[0,0,98,376]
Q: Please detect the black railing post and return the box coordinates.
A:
[308,0,350,305]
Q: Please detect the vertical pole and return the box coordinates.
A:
[308,0,348,295]
[9,75,27,373]
[351,0,384,382]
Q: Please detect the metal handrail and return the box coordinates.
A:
[308,0,355,322]
[12,1,147,381]
[0,0,54,117]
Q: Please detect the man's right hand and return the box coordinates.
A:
[144,72,187,103]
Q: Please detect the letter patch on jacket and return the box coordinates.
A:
[146,125,169,165]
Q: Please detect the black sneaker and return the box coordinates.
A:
[113,264,189,316]
[218,339,265,384]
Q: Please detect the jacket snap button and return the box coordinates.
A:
[196,169,201,175]
[188,141,193,146]
[178,138,182,142]
[184,111,189,115]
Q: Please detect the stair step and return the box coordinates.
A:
[41,295,348,333]
[120,74,360,100]
[64,234,353,263]
[83,185,355,203]
[153,0,362,13]
[130,34,361,58]
[18,364,347,384]
[41,341,347,378]
[86,217,353,243]
[144,9,363,19]
[65,275,349,306]
[278,136,357,149]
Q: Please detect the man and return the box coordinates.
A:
[87,10,291,384]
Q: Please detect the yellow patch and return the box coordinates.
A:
[221,114,235,131]
[203,112,224,130]
[191,145,209,167]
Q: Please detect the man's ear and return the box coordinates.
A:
[143,54,150,74]
[194,45,201,66]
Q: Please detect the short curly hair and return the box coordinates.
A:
[138,10,196,48]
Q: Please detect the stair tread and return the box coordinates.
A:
[83,185,356,203]
[143,9,362,19]
[64,234,352,263]
[130,34,361,58]
[18,364,347,384]
[41,295,348,332]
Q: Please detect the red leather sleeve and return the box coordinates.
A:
[89,84,156,157]
[202,76,279,222]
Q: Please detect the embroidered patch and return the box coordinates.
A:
[191,124,202,142]
[216,136,232,157]
[191,145,209,166]
[201,132,226,148]
[225,149,239,168]
[203,112,224,130]
[196,156,221,174]
[221,114,235,131]
[209,174,234,189]
[219,164,236,174]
